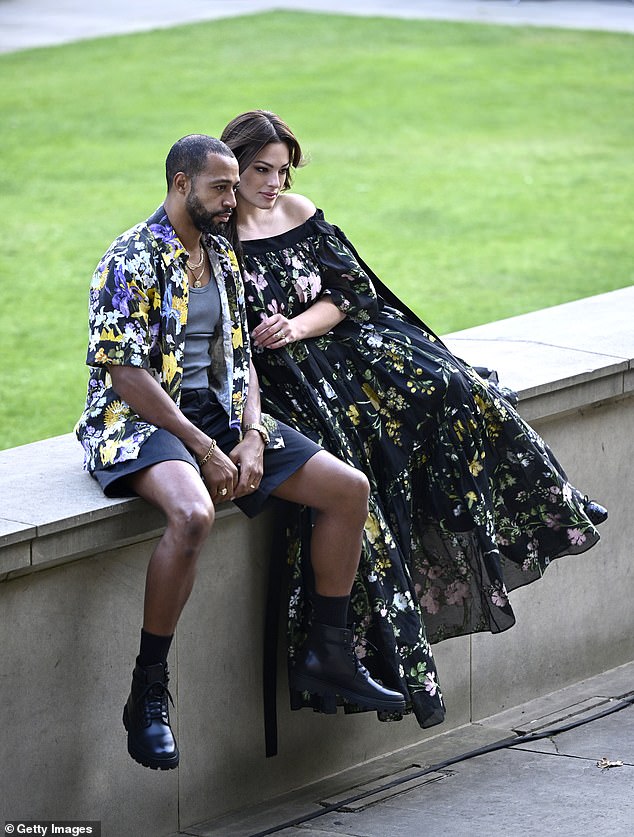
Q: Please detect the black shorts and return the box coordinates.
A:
[91,388,322,518]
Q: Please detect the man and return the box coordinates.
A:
[76,135,405,771]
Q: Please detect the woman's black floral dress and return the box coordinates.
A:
[242,210,600,731]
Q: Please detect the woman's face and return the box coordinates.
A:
[237,142,291,211]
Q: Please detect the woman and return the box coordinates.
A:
[219,110,606,735]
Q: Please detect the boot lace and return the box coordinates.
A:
[137,680,175,726]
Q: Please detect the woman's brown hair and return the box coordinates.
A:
[220,109,305,189]
[219,110,306,263]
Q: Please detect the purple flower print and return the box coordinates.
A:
[246,270,268,291]
[445,580,470,607]
[567,528,587,546]
[149,223,180,249]
[160,283,181,328]
[491,585,509,607]
[424,672,438,696]
[420,586,441,614]
[111,265,141,317]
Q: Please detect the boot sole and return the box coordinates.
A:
[291,673,406,713]
[123,707,180,770]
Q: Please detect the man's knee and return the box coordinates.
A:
[168,496,215,546]
[331,465,370,518]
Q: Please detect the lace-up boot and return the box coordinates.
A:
[122,662,179,770]
[291,623,406,712]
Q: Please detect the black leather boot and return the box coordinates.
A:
[583,497,608,526]
[122,662,179,770]
[291,623,406,713]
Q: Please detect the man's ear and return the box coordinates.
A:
[172,171,190,195]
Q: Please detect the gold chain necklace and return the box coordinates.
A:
[187,243,204,270]
[187,260,205,288]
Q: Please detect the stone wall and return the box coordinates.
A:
[1,288,631,835]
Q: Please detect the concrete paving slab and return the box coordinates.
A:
[191,663,634,836]
[187,723,515,835]
[303,732,634,836]
[445,337,627,397]
[445,286,634,398]
[0,0,633,55]
[514,703,634,762]
[447,287,634,360]
[0,433,126,529]
[0,516,35,544]
[479,660,634,733]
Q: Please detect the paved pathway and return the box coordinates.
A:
[0,0,633,53]
[190,662,634,836]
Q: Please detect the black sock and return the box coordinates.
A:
[311,593,350,628]
[137,628,173,668]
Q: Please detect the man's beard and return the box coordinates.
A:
[186,189,231,233]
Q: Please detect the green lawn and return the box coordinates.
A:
[1,12,632,450]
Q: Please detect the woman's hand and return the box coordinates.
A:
[251,301,345,350]
[251,314,296,350]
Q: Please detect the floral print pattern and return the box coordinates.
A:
[242,210,600,729]
[75,205,279,471]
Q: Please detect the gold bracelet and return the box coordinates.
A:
[198,439,217,467]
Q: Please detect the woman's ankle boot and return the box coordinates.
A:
[290,622,406,713]
[122,661,179,770]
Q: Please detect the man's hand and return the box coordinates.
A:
[229,432,265,498]
[200,446,239,504]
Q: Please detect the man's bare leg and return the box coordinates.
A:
[123,460,214,771]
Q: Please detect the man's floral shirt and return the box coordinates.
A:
[75,205,267,472]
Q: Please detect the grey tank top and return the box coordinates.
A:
[182,279,222,390]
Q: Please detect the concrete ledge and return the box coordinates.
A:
[445,287,633,421]
[2,288,631,580]
[0,287,632,834]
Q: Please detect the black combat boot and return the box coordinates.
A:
[122,662,179,770]
[291,623,406,713]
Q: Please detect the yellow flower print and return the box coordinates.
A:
[94,348,109,365]
[365,512,382,544]
[100,327,120,343]
[474,394,488,415]
[465,490,479,508]
[362,383,381,410]
[347,404,361,426]
[228,249,239,272]
[454,419,466,442]
[385,417,402,444]
[171,294,187,324]
[469,455,484,476]
[104,400,126,429]
[163,352,177,384]
[132,295,150,321]
[232,325,244,349]
[100,439,119,466]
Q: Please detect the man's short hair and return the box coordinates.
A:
[165,135,234,190]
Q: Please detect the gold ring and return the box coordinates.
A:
[219,488,228,496]
[249,483,257,489]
